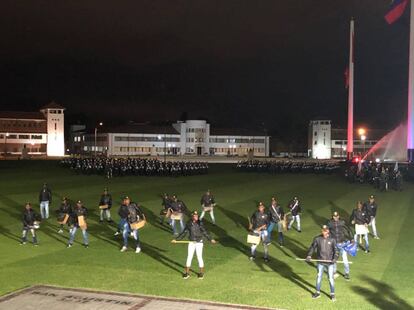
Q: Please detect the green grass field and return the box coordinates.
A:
[0,161,413,310]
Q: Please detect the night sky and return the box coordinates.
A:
[0,1,411,144]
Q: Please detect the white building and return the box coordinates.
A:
[73,120,269,157]
[0,102,65,157]
[308,119,386,159]
[308,120,332,159]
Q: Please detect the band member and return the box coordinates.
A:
[56,197,72,233]
[364,195,379,239]
[121,196,145,253]
[67,200,89,248]
[39,183,52,219]
[169,194,187,235]
[287,197,301,232]
[172,211,216,279]
[266,197,285,246]
[99,188,113,223]
[350,201,370,253]
[115,196,130,236]
[159,193,171,225]
[199,190,216,224]
[327,211,353,280]
[306,225,338,301]
[249,202,270,262]
[21,203,40,245]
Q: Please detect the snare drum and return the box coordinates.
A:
[247,234,261,245]
[170,212,183,220]
[130,220,146,230]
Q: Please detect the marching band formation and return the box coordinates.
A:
[20,181,381,302]
[61,157,209,178]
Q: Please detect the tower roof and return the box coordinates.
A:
[40,102,65,110]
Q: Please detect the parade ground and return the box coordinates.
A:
[0,161,413,310]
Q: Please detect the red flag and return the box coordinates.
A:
[385,0,409,24]
[344,67,349,89]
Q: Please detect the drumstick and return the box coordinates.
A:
[171,240,194,244]
[295,258,353,264]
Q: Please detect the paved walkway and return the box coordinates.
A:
[0,286,282,310]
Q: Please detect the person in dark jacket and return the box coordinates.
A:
[169,194,187,235]
[249,202,271,262]
[115,196,130,236]
[172,211,216,279]
[120,198,145,253]
[266,197,285,246]
[67,200,89,248]
[56,197,72,234]
[99,188,113,223]
[159,193,171,225]
[199,189,216,224]
[287,197,302,232]
[21,203,40,245]
[327,211,353,280]
[39,183,52,219]
[364,195,379,239]
[350,201,370,253]
[307,225,339,301]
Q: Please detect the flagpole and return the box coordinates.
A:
[347,19,355,161]
[407,2,414,162]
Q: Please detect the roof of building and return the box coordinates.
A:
[0,111,46,120]
[210,127,267,137]
[40,102,65,110]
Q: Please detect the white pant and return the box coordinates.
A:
[200,208,215,224]
[289,215,301,231]
[369,217,378,237]
[251,230,269,258]
[186,242,204,268]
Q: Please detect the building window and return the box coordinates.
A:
[54,123,57,130]
[314,141,317,145]
[314,132,317,136]
[19,135,30,139]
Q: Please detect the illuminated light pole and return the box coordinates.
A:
[94,122,103,157]
[347,19,355,160]
[408,2,414,161]
[358,128,366,157]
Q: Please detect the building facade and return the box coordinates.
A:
[73,120,269,157]
[0,103,65,157]
[308,120,386,159]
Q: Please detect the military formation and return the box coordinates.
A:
[61,157,209,178]
[237,160,341,174]
[345,162,404,191]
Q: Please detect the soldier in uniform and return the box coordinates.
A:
[159,193,171,225]
[199,190,216,224]
[56,197,72,233]
[120,196,145,253]
[350,201,370,253]
[287,197,302,232]
[266,197,285,246]
[170,194,187,235]
[99,188,113,223]
[364,195,379,239]
[249,202,271,262]
[21,203,40,246]
[327,211,354,280]
[67,200,89,248]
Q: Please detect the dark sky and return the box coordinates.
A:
[0,1,410,142]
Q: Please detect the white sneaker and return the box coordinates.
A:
[334,273,340,279]
[130,232,134,237]
[374,236,380,240]
[135,247,141,254]
[120,246,128,252]
[58,229,63,234]
[114,231,120,236]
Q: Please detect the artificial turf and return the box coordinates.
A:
[0,160,413,310]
